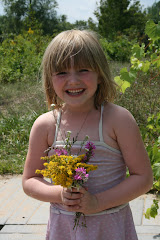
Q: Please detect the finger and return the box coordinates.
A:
[64,192,82,200]
[76,187,87,194]
[63,198,81,206]
[65,188,80,194]
[71,187,80,192]
[64,204,81,212]
[65,188,72,193]
[83,186,88,191]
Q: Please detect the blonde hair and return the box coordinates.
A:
[42,29,117,109]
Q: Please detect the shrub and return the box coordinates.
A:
[100,35,135,62]
[0,29,51,83]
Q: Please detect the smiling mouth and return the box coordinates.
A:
[66,89,85,95]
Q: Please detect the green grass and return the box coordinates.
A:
[0,81,47,174]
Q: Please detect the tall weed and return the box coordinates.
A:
[0,81,47,174]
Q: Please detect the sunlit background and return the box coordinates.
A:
[0,0,157,23]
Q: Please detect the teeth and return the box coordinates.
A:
[67,89,83,93]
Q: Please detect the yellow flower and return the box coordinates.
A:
[66,178,73,187]
[10,40,16,45]
[35,169,41,174]
[58,166,65,171]
[36,152,97,188]
[28,28,34,34]
[67,169,73,175]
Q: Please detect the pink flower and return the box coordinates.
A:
[75,167,86,174]
[85,142,96,150]
[54,148,68,156]
[74,175,82,180]
[82,141,96,163]
[74,167,89,182]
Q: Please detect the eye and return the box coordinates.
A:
[79,69,89,73]
[56,72,67,76]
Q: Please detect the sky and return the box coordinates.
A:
[0,0,157,23]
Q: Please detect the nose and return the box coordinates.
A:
[67,72,80,84]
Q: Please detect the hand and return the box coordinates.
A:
[61,187,99,214]
[76,187,99,214]
[61,187,82,212]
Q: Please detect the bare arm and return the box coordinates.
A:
[22,113,63,203]
[95,107,153,211]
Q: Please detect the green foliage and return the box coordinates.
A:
[87,18,98,32]
[72,20,88,30]
[0,0,59,35]
[95,0,147,40]
[0,112,33,173]
[116,70,159,128]
[143,115,160,196]
[0,30,51,83]
[114,67,137,93]
[145,199,159,219]
[115,20,160,219]
[114,20,160,93]
[145,19,160,42]
[147,1,160,24]
[143,113,160,146]
[0,81,47,174]
[115,20,160,162]
[100,35,134,62]
[153,162,160,181]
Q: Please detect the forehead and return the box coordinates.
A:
[52,49,98,74]
[49,31,100,73]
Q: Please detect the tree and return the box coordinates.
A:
[147,1,160,24]
[124,1,148,41]
[55,15,73,33]
[94,0,147,40]
[72,20,88,30]
[0,0,26,34]
[87,17,98,32]
[0,0,59,35]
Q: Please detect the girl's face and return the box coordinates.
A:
[52,67,100,111]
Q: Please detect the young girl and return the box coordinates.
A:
[22,29,153,240]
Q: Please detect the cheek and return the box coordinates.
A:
[52,78,64,93]
[87,77,99,90]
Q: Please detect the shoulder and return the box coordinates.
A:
[103,102,140,146]
[29,110,58,141]
[33,111,55,126]
[103,102,133,118]
[31,111,55,131]
[103,103,137,129]
[27,109,60,152]
[103,102,143,149]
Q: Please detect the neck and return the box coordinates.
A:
[62,102,95,115]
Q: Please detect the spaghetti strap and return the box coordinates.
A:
[99,105,104,142]
[51,110,62,148]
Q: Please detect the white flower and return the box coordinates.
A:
[67,131,72,134]
[138,63,143,69]
[51,103,55,107]
[85,148,89,152]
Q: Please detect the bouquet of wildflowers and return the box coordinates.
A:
[36,131,97,230]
